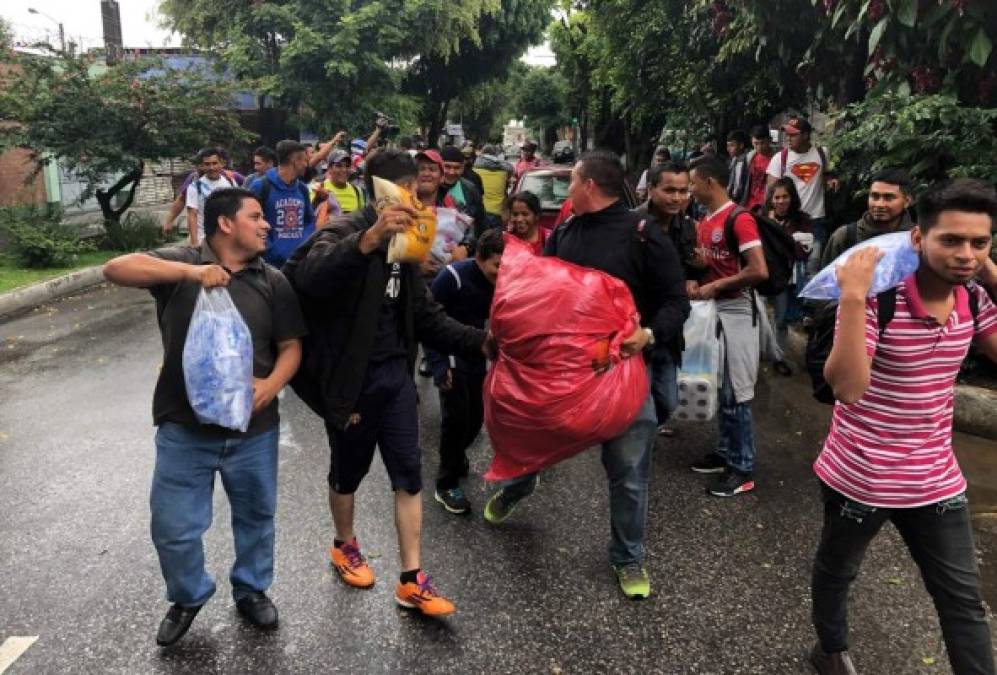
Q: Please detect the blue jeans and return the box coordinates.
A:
[502,394,657,567]
[770,284,803,354]
[150,423,279,606]
[813,483,994,674]
[717,360,756,475]
[650,350,679,425]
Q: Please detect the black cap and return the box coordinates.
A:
[439,145,465,163]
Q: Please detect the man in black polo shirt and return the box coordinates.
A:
[103,188,306,646]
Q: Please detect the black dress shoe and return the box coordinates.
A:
[236,591,279,629]
[810,642,858,675]
[156,603,202,646]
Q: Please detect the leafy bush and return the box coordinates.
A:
[0,205,94,268]
[101,211,169,251]
[825,92,997,227]
[829,92,997,191]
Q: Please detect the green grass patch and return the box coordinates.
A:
[0,250,118,294]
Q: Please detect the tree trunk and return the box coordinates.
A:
[425,97,449,149]
[95,163,144,225]
[580,109,589,154]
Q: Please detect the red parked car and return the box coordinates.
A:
[515,164,640,231]
[514,165,572,231]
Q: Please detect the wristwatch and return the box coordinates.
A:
[643,327,656,348]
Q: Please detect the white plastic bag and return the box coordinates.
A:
[182,287,254,432]
[799,231,919,300]
[756,293,784,363]
[675,300,720,422]
[430,207,472,264]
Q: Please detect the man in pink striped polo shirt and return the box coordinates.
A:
[809,179,997,675]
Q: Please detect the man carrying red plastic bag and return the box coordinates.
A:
[483,151,690,600]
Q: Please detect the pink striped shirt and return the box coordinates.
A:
[814,275,997,508]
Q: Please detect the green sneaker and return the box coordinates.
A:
[483,475,539,525]
[615,563,651,599]
[483,489,521,525]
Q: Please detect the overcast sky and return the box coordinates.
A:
[1,1,553,63]
[2,1,176,51]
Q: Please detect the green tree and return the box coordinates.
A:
[514,66,570,148]
[0,17,13,53]
[551,0,804,171]
[449,61,529,144]
[401,0,553,146]
[0,50,250,225]
[158,0,526,140]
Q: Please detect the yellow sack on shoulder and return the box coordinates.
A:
[372,176,437,264]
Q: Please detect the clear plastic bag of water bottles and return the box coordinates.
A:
[800,231,919,300]
[182,287,254,432]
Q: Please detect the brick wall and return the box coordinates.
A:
[0,148,47,207]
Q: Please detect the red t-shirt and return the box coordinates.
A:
[746,152,771,210]
[697,202,761,299]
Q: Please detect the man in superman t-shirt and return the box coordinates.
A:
[766,116,839,250]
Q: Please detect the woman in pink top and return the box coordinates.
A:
[506,191,551,256]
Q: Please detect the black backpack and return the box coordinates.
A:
[807,283,982,405]
[723,206,797,298]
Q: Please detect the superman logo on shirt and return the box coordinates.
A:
[791,162,821,184]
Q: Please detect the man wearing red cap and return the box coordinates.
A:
[415,150,464,279]
[766,116,839,254]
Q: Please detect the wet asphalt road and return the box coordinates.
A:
[1,283,997,674]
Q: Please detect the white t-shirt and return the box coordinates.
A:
[636,169,649,193]
[766,147,826,219]
[185,174,235,241]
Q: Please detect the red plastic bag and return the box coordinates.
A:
[483,235,649,481]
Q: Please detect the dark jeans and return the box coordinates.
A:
[436,368,485,491]
[650,349,679,426]
[501,394,657,567]
[812,482,994,674]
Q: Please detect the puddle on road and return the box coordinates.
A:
[955,431,997,609]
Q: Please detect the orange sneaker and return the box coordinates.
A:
[329,539,375,588]
[394,571,455,617]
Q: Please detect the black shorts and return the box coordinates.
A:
[326,358,421,494]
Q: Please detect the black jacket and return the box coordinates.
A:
[632,202,700,281]
[545,200,690,360]
[282,205,486,429]
[462,167,485,198]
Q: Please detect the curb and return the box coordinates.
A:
[0,265,106,321]
[784,326,997,441]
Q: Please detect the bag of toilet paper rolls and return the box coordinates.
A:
[674,300,720,422]
[372,176,437,264]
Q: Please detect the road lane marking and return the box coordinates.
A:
[0,636,38,674]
